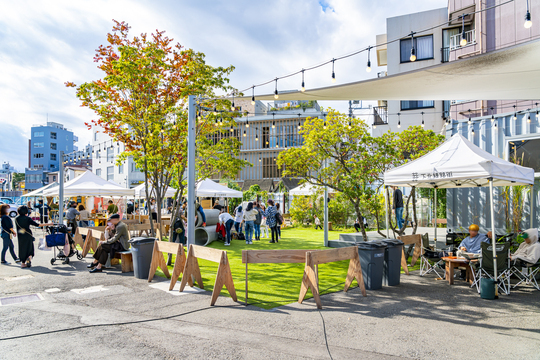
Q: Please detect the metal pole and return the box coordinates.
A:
[58,151,64,225]
[489,179,498,295]
[186,95,196,247]
[324,184,328,247]
[385,185,390,238]
[531,185,534,228]
[434,186,437,245]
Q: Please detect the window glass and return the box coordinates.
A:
[96,169,102,176]
[400,101,435,110]
[107,166,114,181]
[119,164,124,174]
[34,142,44,148]
[509,138,540,172]
[400,35,434,63]
[50,154,56,161]
[34,132,44,137]
[50,143,57,150]
[50,132,57,139]
[107,147,114,162]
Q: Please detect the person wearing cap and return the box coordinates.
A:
[35,199,51,223]
[457,224,490,254]
[66,201,80,235]
[510,229,540,264]
[87,214,129,273]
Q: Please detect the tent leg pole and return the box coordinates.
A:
[489,178,498,296]
[531,185,534,228]
[385,185,389,238]
[434,187,437,246]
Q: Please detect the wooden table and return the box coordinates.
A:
[442,257,473,285]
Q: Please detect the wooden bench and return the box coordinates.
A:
[432,218,447,226]
[114,250,133,273]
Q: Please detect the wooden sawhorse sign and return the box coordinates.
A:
[242,249,319,306]
[77,228,105,258]
[180,244,237,306]
[398,234,422,275]
[299,246,367,309]
[147,240,186,291]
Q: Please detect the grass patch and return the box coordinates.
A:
[155,227,420,309]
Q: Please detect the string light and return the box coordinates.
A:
[230,124,234,132]
[231,93,235,111]
[213,105,217,115]
[301,69,306,92]
[331,59,336,83]
[460,16,468,46]
[513,105,517,120]
[525,0,532,28]
[272,113,275,129]
[274,78,279,99]
[527,110,531,123]
[246,117,249,128]
[490,107,494,122]
[324,120,327,130]
[397,112,401,128]
[251,86,255,105]
[409,33,417,62]
[243,130,246,137]
[348,120,352,129]
[366,46,372,73]
[421,111,424,128]
[255,128,259,142]
[259,157,261,162]
[468,109,472,125]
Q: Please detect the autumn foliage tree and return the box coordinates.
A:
[67,21,247,236]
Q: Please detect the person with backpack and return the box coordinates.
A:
[262,199,279,244]
[275,203,283,240]
[253,201,262,241]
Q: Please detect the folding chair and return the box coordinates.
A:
[474,242,512,295]
[419,233,445,278]
[511,260,540,290]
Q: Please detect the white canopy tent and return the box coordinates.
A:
[43,171,133,197]
[196,179,243,198]
[383,134,535,284]
[133,182,177,198]
[289,183,335,196]
[22,182,59,197]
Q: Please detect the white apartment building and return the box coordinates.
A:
[91,128,144,188]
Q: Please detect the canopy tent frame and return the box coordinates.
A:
[383,134,535,292]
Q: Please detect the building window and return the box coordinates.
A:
[262,127,270,149]
[107,166,114,181]
[33,164,43,170]
[50,132,57,139]
[509,138,540,173]
[94,131,98,141]
[107,147,114,163]
[34,132,44,137]
[53,176,56,182]
[119,164,124,174]
[50,154,57,161]
[33,153,44,159]
[96,169,102,176]
[50,143,57,150]
[34,142,44,148]
[400,100,434,110]
[262,154,282,179]
[50,164,55,168]
[400,35,434,63]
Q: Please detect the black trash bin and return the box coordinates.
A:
[380,239,404,286]
[129,237,156,279]
[357,241,386,290]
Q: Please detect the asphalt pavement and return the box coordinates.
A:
[1,229,539,360]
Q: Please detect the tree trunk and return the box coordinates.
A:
[374,205,386,237]
[154,170,162,241]
[143,154,155,238]
[352,201,368,241]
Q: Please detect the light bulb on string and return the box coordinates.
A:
[259,157,261,162]
[409,33,416,61]
[348,120,352,129]
[243,130,246,137]
[525,0,532,28]
[274,78,279,99]
[230,125,234,132]
[213,105,217,115]
[513,105,517,120]
[231,93,235,111]
[421,111,424,128]
[331,59,336,83]
[397,113,401,128]
[490,107,494,122]
[272,113,275,129]
[251,86,256,105]
[301,69,306,92]
[527,110,531,123]
[460,16,467,46]
[366,46,372,72]
[255,128,259,142]
[468,110,472,125]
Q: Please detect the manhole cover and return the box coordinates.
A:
[0,293,44,306]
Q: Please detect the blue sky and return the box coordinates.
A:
[0,0,447,171]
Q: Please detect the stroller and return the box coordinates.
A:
[45,224,82,265]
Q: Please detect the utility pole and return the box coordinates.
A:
[58,151,64,225]
[186,96,196,247]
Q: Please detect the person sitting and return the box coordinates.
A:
[457,224,490,255]
[87,214,129,273]
[510,229,540,265]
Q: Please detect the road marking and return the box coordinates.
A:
[149,281,205,296]
[71,285,109,294]
[0,293,44,306]
[3,275,34,281]
[44,288,61,293]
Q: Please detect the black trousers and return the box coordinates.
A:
[354,224,361,232]
[315,225,322,230]
[270,226,279,242]
[93,244,112,265]
[68,220,77,236]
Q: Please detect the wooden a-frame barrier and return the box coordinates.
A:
[180,244,237,306]
[398,234,423,275]
[242,249,320,306]
[299,246,367,309]
[147,240,186,291]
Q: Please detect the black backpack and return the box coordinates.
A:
[237,232,246,240]
[275,212,283,225]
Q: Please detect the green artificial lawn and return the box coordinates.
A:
[155,227,420,309]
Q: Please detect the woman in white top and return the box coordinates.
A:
[78,205,90,227]
[241,202,258,245]
[234,205,244,234]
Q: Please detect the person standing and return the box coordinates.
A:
[275,203,283,240]
[314,216,322,230]
[253,201,262,241]
[213,201,224,212]
[107,200,119,215]
[66,201,79,236]
[35,199,51,224]
[241,202,258,245]
[15,206,52,268]
[263,199,279,243]
[218,210,235,246]
[126,201,134,215]
[150,198,158,221]
[234,205,243,235]
[78,205,90,227]
[1,204,19,264]
[392,186,404,229]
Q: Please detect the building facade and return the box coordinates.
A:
[25,121,77,190]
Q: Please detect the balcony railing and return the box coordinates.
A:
[449,29,476,50]
[373,106,388,125]
[441,47,450,63]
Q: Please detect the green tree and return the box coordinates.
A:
[289,196,312,225]
[12,173,25,190]
[278,109,396,240]
[67,21,247,236]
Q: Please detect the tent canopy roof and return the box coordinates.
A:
[248,39,540,101]
[196,179,243,198]
[43,171,133,197]
[384,134,535,188]
[289,183,336,196]
[22,182,59,197]
[133,182,177,198]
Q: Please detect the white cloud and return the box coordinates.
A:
[0,0,447,171]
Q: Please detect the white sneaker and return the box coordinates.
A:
[224,243,230,246]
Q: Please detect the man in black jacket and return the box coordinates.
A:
[392,186,404,229]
